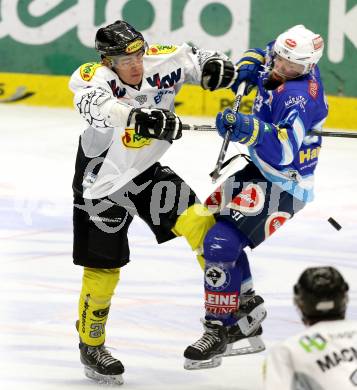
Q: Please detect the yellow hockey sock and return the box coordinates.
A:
[78,267,120,346]
[172,204,215,270]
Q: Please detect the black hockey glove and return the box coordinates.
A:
[201,58,237,91]
[128,108,182,142]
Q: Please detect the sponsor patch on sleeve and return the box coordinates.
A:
[146,45,177,55]
[79,62,102,81]
[308,80,319,99]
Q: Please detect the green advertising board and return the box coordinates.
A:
[0,0,356,96]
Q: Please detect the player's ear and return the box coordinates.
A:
[101,56,112,68]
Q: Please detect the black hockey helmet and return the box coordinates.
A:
[95,20,145,57]
[294,266,349,324]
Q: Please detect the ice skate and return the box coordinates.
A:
[183,320,229,370]
[224,294,267,357]
[184,295,267,370]
[79,341,124,385]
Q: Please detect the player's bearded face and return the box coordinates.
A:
[110,51,144,85]
[264,54,305,90]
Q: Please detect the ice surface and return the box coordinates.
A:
[0,105,356,389]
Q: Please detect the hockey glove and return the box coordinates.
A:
[215,108,266,146]
[128,108,182,142]
[231,48,266,94]
[201,58,237,91]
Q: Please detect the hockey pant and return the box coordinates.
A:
[204,219,253,326]
[78,204,214,346]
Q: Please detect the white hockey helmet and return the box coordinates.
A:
[274,25,324,74]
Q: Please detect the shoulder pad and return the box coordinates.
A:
[146,45,177,55]
[79,62,102,81]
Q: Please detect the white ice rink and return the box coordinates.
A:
[0,104,356,390]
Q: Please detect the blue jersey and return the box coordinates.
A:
[249,58,328,202]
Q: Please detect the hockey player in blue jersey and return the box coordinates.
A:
[184,25,328,370]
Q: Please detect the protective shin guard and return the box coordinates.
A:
[172,204,215,270]
[203,220,249,326]
[78,267,120,346]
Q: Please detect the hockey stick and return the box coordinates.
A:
[209,81,247,183]
[310,130,357,138]
[182,125,357,139]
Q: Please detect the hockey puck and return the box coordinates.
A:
[328,217,342,231]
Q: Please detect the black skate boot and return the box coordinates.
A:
[225,295,267,357]
[184,320,229,370]
[79,341,124,385]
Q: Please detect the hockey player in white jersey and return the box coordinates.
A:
[69,20,238,384]
[264,266,357,389]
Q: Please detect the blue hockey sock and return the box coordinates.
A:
[203,220,250,326]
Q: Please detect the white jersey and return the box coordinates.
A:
[264,320,357,390]
[69,43,218,199]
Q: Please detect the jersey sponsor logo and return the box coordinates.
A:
[308,80,319,99]
[204,185,223,213]
[264,211,291,238]
[135,95,147,105]
[205,265,230,291]
[328,330,357,340]
[205,291,239,315]
[299,333,327,353]
[317,346,357,373]
[227,183,265,215]
[299,146,320,163]
[122,128,152,148]
[80,62,102,81]
[154,89,174,104]
[284,95,307,110]
[107,80,126,98]
[284,38,297,48]
[146,45,177,55]
[146,68,182,89]
[126,39,144,54]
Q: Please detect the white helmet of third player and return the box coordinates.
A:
[274,25,324,75]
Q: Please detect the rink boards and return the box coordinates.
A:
[1,71,357,130]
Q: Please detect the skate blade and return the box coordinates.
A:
[184,355,223,370]
[223,335,265,357]
[84,366,124,385]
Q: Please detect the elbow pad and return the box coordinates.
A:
[74,87,132,129]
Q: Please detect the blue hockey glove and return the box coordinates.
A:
[215,108,266,146]
[231,48,266,94]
